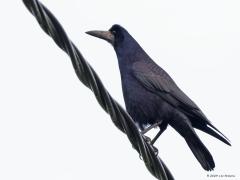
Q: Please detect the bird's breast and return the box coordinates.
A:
[120,73,172,129]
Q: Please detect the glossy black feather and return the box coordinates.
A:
[92,24,231,171]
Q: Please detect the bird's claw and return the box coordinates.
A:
[142,135,151,143]
[142,135,159,156]
[152,146,159,156]
[144,136,159,156]
[138,144,159,160]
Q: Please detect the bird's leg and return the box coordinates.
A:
[151,130,163,145]
[139,121,165,156]
[141,134,159,156]
[151,122,168,145]
[141,121,162,134]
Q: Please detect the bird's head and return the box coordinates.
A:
[86,24,133,49]
[86,24,145,63]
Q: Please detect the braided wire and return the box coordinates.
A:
[22,1,174,179]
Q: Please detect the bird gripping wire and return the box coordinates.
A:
[22,0,174,179]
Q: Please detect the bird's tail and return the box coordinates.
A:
[192,119,231,146]
[185,132,215,171]
[170,111,215,171]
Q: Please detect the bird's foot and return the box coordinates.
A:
[152,145,159,156]
[138,134,158,160]
[138,142,159,160]
[142,134,151,143]
[142,135,159,156]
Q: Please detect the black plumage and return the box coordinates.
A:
[86,24,231,171]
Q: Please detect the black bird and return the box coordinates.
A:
[86,24,231,171]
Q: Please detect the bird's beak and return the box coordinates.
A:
[86,30,115,44]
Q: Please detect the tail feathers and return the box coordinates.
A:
[207,123,231,145]
[194,123,231,146]
[170,111,215,171]
[186,135,215,171]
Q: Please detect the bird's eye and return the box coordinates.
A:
[112,30,116,35]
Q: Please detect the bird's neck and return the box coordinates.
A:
[115,42,149,75]
[115,48,138,77]
[115,40,144,65]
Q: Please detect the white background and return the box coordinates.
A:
[0,1,239,179]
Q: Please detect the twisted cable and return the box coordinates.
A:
[22,1,174,179]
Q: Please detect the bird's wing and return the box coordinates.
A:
[132,61,231,146]
[132,61,200,110]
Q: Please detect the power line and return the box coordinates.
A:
[22,1,174,179]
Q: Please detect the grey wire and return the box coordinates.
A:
[22,0,174,179]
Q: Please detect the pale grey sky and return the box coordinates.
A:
[0,1,239,179]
